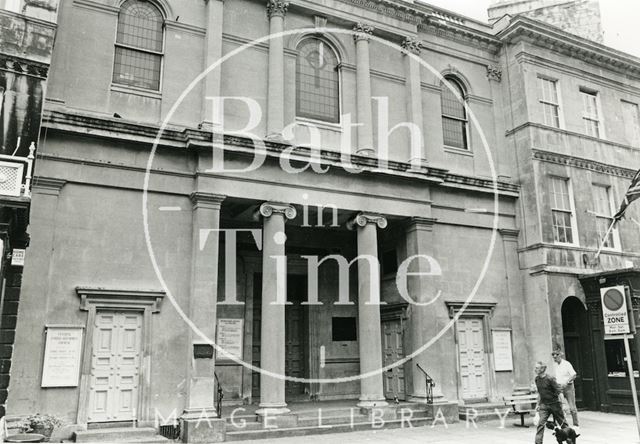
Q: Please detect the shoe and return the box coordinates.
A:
[573,425,580,433]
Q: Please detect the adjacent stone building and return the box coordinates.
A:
[0,0,58,419]
[3,0,640,440]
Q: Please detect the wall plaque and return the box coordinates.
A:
[492,329,514,372]
[216,318,243,360]
[41,326,84,387]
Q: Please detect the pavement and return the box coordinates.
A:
[239,411,639,443]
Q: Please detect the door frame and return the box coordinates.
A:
[446,301,496,403]
[75,288,164,425]
[381,303,408,401]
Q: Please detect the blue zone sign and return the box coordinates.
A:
[600,285,630,335]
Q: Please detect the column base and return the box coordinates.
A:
[425,399,459,424]
[355,147,375,157]
[407,157,429,172]
[181,407,218,420]
[356,398,388,409]
[265,132,286,142]
[180,414,225,443]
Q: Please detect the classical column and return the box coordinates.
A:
[183,193,225,420]
[353,23,374,156]
[256,202,296,416]
[266,1,289,139]
[402,36,427,170]
[347,213,388,408]
[201,0,225,129]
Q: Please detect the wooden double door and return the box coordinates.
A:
[87,311,142,423]
[252,274,309,401]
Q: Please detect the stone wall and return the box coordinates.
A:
[489,0,603,43]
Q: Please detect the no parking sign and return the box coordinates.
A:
[600,285,630,335]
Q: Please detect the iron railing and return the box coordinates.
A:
[214,372,224,418]
[416,363,435,404]
[0,142,35,198]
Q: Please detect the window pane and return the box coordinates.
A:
[622,101,640,146]
[542,103,559,127]
[441,81,465,119]
[539,78,558,104]
[442,117,467,149]
[113,46,161,90]
[117,0,163,52]
[296,39,340,123]
[552,210,573,244]
[441,77,467,149]
[550,178,570,210]
[592,185,611,216]
[596,216,614,248]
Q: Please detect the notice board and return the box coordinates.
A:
[41,326,84,387]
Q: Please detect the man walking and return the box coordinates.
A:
[552,348,579,427]
[534,361,566,444]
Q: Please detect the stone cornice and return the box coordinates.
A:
[532,149,637,180]
[40,108,521,198]
[72,0,118,15]
[0,55,49,79]
[498,16,640,80]
[347,212,388,230]
[418,19,501,54]
[32,177,66,195]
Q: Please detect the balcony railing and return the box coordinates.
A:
[0,142,35,198]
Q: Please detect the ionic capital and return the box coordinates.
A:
[347,212,387,230]
[258,202,297,220]
[353,23,374,42]
[266,0,288,18]
[401,36,423,55]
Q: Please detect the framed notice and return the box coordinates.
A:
[216,319,243,360]
[492,329,514,372]
[41,326,84,387]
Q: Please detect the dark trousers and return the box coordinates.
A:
[535,403,566,444]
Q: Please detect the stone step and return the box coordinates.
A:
[225,416,433,442]
[72,427,169,443]
[458,402,514,423]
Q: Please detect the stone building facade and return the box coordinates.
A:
[3,0,640,440]
[0,0,58,419]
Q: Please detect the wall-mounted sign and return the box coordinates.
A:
[601,285,630,335]
[492,329,514,372]
[41,326,84,387]
[11,249,25,266]
[216,319,243,360]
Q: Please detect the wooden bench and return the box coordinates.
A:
[503,394,538,427]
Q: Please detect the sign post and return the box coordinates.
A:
[601,285,640,441]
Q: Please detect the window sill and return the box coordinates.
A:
[295,117,342,132]
[110,83,162,99]
[444,146,473,157]
[553,242,580,248]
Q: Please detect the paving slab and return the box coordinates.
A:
[237,410,640,444]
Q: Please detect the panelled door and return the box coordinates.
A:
[457,318,488,400]
[88,311,142,422]
[382,319,406,400]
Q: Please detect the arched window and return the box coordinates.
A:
[296,38,340,123]
[440,76,468,150]
[113,0,164,91]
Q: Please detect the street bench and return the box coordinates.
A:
[503,394,538,427]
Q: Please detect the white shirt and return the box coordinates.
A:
[553,359,577,386]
